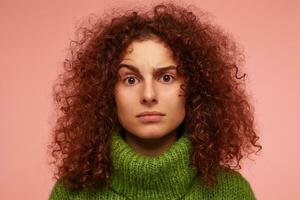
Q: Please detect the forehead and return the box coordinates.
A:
[120,39,176,68]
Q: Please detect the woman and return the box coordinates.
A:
[49,3,262,199]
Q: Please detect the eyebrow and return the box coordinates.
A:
[118,64,178,75]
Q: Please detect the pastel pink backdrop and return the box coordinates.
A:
[1,0,299,199]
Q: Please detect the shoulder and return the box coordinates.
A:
[49,180,70,200]
[49,180,80,200]
[49,180,125,200]
[191,168,256,199]
[214,168,257,199]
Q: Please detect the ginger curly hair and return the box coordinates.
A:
[49,3,262,191]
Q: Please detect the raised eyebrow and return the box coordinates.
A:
[118,64,141,75]
[118,64,178,75]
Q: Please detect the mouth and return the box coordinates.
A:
[136,111,166,123]
[136,111,166,118]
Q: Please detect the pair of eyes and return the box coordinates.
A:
[122,74,176,85]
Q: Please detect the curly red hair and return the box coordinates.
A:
[49,3,262,191]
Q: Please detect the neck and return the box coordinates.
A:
[109,129,197,199]
[124,130,178,157]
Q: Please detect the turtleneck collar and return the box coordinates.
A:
[109,129,197,200]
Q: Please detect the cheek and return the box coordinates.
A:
[161,90,186,116]
[114,88,137,115]
[162,84,186,102]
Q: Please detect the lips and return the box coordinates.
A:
[136,111,166,118]
[136,111,166,123]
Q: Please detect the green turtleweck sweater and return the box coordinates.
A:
[49,132,256,199]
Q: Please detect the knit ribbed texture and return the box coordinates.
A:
[109,131,197,199]
[49,130,256,200]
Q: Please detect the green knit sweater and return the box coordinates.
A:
[49,132,256,199]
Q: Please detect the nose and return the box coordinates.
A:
[140,79,158,105]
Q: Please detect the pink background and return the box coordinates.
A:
[1,0,299,199]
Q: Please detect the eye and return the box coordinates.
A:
[159,74,175,83]
[123,76,139,85]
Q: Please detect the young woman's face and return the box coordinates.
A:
[114,39,186,139]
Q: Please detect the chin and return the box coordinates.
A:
[137,132,166,139]
[132,126,173,139]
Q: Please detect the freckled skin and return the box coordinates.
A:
[114,39,186,156]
